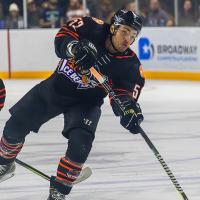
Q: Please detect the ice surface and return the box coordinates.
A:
[0,79,200,200]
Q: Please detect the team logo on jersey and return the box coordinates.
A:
[57,59,104,89]
[92,17,104,25]
[138,37,154,60]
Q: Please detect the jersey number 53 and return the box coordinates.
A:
[68,18,84,29]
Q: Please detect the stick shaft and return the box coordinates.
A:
[90,66,189,200]
[15,158,50,181]
[138,128,188,200]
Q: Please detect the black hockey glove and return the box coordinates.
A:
[120,100,143,134]
[70,39,98,74]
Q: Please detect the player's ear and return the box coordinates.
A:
[110,25,115,35]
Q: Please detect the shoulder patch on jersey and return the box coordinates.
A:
[139,65,145,79]
[92,17,104,25]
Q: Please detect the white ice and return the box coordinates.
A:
[0,79,200,200]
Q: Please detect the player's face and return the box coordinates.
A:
[113,25,138,52]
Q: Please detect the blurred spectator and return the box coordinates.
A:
[65,0,89,21]
[0,2,5,29]
[145,0,171,26]
[58,0,69,16]
[3,1,23,16]
[99,0,114,23]
[41,1,49,10]
[6,3,24,29]
[179,0,196,26]
[196,5,200,26]
[27,0,40,28]
[123,0,147,24]
[39,0,63,28]
[87,0,100,18]
[124,0,137,12]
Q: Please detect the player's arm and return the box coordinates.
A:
[54,17,98,73]
[110,64,145,134]
[54,18,82,59]
[0,79,6,111]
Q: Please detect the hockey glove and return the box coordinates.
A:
[68,39,98,74]
[120,100,143,134]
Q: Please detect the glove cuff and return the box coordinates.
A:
[66,40,78,57]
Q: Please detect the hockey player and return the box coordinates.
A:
[0,79,6,111]
[0,9,145,200]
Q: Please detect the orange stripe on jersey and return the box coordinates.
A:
[57,26,79,39]
[65,31,79,40]
[62,27,79,38]
[57,31,68,34]
[56,31,79,40]
[56,33,67,38]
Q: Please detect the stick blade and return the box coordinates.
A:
[73,167,92,184]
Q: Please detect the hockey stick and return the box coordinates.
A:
[15,158,50,181]
[89,66,189,200]
[15,158,92,184]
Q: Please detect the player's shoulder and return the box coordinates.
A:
[66,16,107,28]
[116,49,141,68]
[83,16,105,25]
[81,16,108,30]
[125,50,145,81]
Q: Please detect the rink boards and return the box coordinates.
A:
[1,28,200,80]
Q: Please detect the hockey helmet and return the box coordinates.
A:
[111,9,143,34]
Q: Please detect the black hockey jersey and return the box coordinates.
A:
[52,17,145,105]
[0,79,6,110]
